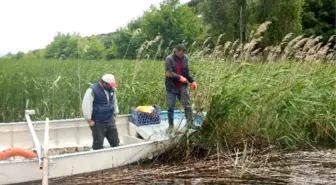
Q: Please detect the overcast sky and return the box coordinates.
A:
[0,0,190,55]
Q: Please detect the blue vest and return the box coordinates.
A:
[90,82,115,123]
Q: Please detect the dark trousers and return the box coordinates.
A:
[166,86,192,127]
[90,121,120,150]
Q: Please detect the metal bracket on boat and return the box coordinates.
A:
[24,100,43,168]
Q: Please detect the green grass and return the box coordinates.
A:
[0,59,335,148]
[197,61,336,149]
[0,59,166,121]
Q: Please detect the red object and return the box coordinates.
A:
[0,148,37,160]
[191,82,197,91]
[109,82,117,88]
[174,57,183,88]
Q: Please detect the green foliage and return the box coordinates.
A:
[140,0,204,53]
[106,28,147,59]
[77,37,90,59]
[0,59,334,148]
[44,33,106,60]
[253,0,304,45]
[198,0,244,43]
[15,51,24,59]
[198,62,335,148]
[302,0,336,42]
[199,0,304,45]
[44,32,81,59]
[127,17,143,31]
[83,36,106,60]
[23,51,38,60]
[1,52,14,60]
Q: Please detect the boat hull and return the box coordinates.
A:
[0,110,205,184]
[0,116,131,150]
[0,138,172,185]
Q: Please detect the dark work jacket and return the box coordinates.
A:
[165,54,195,92]
[90,82,115,123]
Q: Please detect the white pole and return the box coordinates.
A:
[42,117,49,185]
[25,110,42,167]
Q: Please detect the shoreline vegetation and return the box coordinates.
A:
[0,59,334,150]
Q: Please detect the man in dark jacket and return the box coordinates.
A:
[82,74,120,150]
[165,44,198,134]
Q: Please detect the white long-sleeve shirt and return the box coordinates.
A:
[82,88,119,121]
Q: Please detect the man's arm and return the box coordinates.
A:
[165,57,180,81]
[82,88,94,121]
[113,91,119,116]
[184,56,195,83]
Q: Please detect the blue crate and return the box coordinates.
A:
[131,105,161,126]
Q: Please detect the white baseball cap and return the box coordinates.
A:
[102,74,117,88]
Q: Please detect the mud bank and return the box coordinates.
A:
[24,148,336,185]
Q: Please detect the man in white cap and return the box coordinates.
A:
[82,74,120,150]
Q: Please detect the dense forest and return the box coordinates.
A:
[2,0,335,61]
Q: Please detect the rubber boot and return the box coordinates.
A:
[185,107,195,130]
[166,111,175,134]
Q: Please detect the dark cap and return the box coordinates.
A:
[174,44,186,52]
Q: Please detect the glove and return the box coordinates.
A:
[179,76,187,83]
[191,82,197,91]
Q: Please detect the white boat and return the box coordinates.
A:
[0,108,205,185]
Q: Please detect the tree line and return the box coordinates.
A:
[2,0,335,60]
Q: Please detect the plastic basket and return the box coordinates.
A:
[131,105,161,126]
